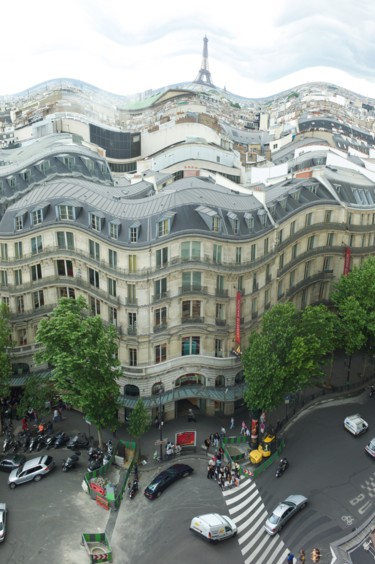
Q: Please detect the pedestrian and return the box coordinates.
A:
[47,420,53,434]
[230,417,235,430]
[299,549,305,563]
[241,421,246,436]
[21,417,28,431]
[213,432,219,448]
[286,553,294,563]
[204,437,211,452]
[154,416,159,429]
[220,426,226,439]
[53,408,60,422]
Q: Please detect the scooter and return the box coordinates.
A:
[87,457,103,472]
[128,479,138,499]
[62,451,81,472]
[54,431,69,449]
[88,447,103,461]
[45,434,56,450]
[36,433,47,451]
[3,433,12,453]
[29,434,39,452]
[276,458,289,478]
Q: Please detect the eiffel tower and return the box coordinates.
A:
[194,35,214,86]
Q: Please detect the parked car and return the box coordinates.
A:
[8,455,55,489]
[0,454,26,473]
[365,438,375,458]
[0,503,6,543]
[144,463,194,500]
[344,414,368,436]
[264,494,308,535]
[190,513,237,542]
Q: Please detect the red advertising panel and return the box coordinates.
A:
[235,291,241,345]
[175,431,196,447]
[343,246,351,275]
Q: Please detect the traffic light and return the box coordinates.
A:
[311,548,321,562]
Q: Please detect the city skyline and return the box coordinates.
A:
[2,0,375,99]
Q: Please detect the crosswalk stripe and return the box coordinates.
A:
[238,507,268,546]
[237,500,265,533]
[229,488,261,515]
[240,517,270,555]
[244,533,281,564]
[225,482,256,505]
[276,548,294,563]
[222,476,251,496]
[231,490,264,521]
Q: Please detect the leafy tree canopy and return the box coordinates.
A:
[128,399,151,441]
[243,302,336,413]
[16,375,57,421]
[35,297,121,445]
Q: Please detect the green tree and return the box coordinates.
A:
[331,257,375,376]
[35,296,121,447]
[243,303,329,414]
[127,399,151,457]
[0,303,12,433]
[16,375,57,422]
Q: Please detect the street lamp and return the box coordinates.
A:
[158,390,163,461]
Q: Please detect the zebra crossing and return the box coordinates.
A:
[222,477,294,564]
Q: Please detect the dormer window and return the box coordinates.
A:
[257,209,267,227]
[61,155,75,169]
[7,176,16,189]
[244,212,254,232]
[196,206,221,233]
[109,219,121,240]
[227,211,239,234]
[15,210,27,231]
[90,212,104,232]
[31,208,43,226]
[57,204,75,221]
[157,212,175,238]
[20,169,31,182]
[129,221,140,243]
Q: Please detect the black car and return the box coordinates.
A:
[66,433,90,450]
[0,455,27,473]
[144,463,194,500]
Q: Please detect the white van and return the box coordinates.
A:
[190,513,237,542]
[344,414,368,436]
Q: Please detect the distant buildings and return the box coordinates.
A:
[1,79,375,421]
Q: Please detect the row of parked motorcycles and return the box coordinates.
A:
[62,440,114,472]
[2,430,91,455]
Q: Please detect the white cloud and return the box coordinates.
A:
[2,0,375,99]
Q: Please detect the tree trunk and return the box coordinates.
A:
[97,428,103,449]
[362,353,369,381]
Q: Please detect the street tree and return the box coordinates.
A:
[127,398,151,457]
[35,296,121,447]
[0,302,12,433]
[16,375,58,421]
[243,303,330,416]
[331,257,375,376]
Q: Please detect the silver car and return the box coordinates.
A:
[365,438,375,458]
[8,455,55,489]
[0,503,6,542]
[264,494,308,535]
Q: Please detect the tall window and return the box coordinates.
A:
[307,236,315,250]
[238,276,243,291]
[89,240,100,261]
[158,219,169,237]
[264,238,269,256]
[31,236,42,255]
[213,244,222,264]
[17,296,24,313]
[0,243,8,261]
[57,232,74,250]
[279,253,284,269]
[15,215,24,231]
[305,212,312,227]
[33,290,44,309]
[154,278,167,300]
[182,300,201,320]
[215,339,223,358]
[155,307,167,329]
[181,336,200,356]
[14,241,22,258]
[128,255,137,273]
[182,271,201,291]
[290,220,296,236]
[130,226,138,243]
[109,249,118,269]
[212,216,220,232]
[129,348,137,367]
[304,261,311,279]
[90,213,103,231]
[323,257,332,271]
[31,263,42,281]
[109,306,118,326]
[127,284,137,305]
[0,271,8,287]
[250,244,256,261]
[18,328,27,346]
[59,287,75,299]
[236,247,242,264]
[155,344,167,364]
[14,269,22,286]
[251,297,258,319]
[291,243,298,259]
[109,222,119,240]
[108,278,117,297]
[89,268,100,288]
[326,232,334,246]
[90,297,101,315]
[128,312,137,330]
[156,247,168,268]
[289,270,295,287]
[325,210,332,223]
[252,273,257,291]
[57,260,73,277]
[32,209,43,226]
[181,241,201,260]
[216,275,225,296]
[216,303,225,321]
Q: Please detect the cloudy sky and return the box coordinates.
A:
[1,0,375,99]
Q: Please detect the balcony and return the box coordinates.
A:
[153,323,168,333]
[181,316,205,324]
[215,288,228,298]
[126,298,138,306]
[127,327,137,336]
[152,291,169,303]
[215,319,227,326]
[179,285,208,295]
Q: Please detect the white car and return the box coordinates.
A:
[365,438,375,458]
[344,414,368,436]
[190,513,237,542]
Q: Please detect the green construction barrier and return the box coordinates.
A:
[81,532,112,563]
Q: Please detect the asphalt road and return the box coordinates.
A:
[255,392,375,560]
[110,457,244,564]
[0,446,108,564]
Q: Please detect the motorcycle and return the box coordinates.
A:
[87,457,103,472]
[88,447,103,461]
[62,451,81,472]
[36,433,47,451]
[29,434,39,452]
[276,458,289,478]
[133,463,139,481]
[105,440,114,456]
[45,434,56,450]
[128,479,138,499]
[66,433,90,450]
[3,433,13,453]
[54,431,69,449]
